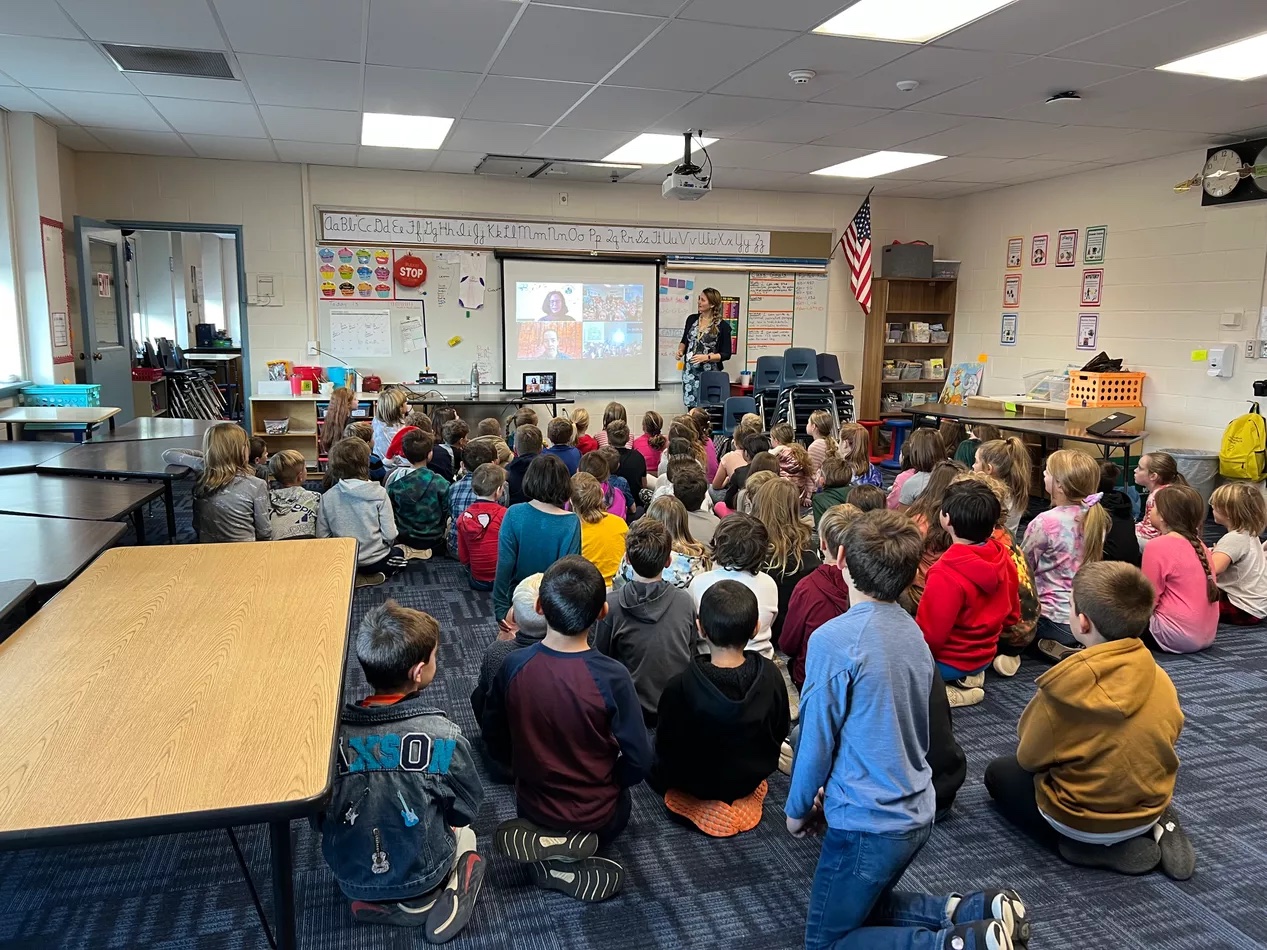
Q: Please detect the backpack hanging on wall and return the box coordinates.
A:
[1220,403,1267,481]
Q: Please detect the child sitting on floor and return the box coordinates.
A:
[492,455,581,619]
[485,557,651,902]
[572,408,599,456]
[838,422,884,489]
[788,509,1028,949]
[593,519,698,725]
[571,472,629,587]
[321,600,485,938]
[597,446,636,515]
[579,451,628,521]
[505,424,541,506]
[722,432,773,512]
[973,437,1032,535]
[448,440,499,555]
[544,417,581,475]
[457,464,507,592]
[712,419,759,496]
[674,468,717,547]
[651,580,789,837]
[343,421,386,483]
[689,514,778,660]
[386,431,450,557]
[781,504,856,691]
[811,457,852,527]
[1098,462,1142,568]
[938,420,965,461]
[1134,452,1188,548]
[195,423,271,543]
[371,387,409,460]
[613,495,711,591]
[985,561,1193,880]
[954,423,999,466]
[845,483,886,512]
[248,436,270,480]
[888,429,944,510]
[319,438,408,581]
[1141,485,1219,654]
[595,401,626,449]
[1209,482,1267,626]
[266,449,320,539]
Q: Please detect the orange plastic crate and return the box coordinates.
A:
[1067,371,1145,407]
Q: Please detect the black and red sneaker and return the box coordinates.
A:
[425,851,486,944]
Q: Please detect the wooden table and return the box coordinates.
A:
[88,416,219,444]
[0,579,35,626]
[35,437,199,540]
[0,540,357,950]
[906,402,1146,463]
[0,473,166,543]
[0,441,73,474]
[0,513,126,591]
[0,406,120,442]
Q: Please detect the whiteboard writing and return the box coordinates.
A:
[319,210,771,256]
[329,307,392,358]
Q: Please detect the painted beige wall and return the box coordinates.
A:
[949,150,1267,451]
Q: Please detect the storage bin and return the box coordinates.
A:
[930,330,950,344]
[20,384,101,407]
[899,361,924,380]
[1067,371,1145,407]
[932,260,961,279]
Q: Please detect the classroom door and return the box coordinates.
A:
[75,218,134,423]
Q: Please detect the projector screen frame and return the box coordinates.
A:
[497,252,666,393]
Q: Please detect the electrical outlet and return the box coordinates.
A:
[307,341,319,355]
[558,192,568,205]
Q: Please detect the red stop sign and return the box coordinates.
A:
[394,254,427,287]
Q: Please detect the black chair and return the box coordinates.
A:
[698,371,729,433]
[754,355,783,427]
[817,353,843,383]
[722,396,756,436]
[782,347,818,385]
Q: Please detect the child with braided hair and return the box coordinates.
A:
[1141,484,1219,653]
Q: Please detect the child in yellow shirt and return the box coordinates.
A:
[571,472,629,587]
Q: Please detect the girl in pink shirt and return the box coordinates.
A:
[1134,452,1188,548]
[632,410,667,474]
[1141,484,1219,653]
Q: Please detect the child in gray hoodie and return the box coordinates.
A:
[318,438,408,579]
[593,519,698,725]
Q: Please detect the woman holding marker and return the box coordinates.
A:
[677,287,731,409]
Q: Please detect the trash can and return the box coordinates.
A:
[1156,448,1221,506]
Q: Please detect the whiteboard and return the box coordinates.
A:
[329,307,390,357]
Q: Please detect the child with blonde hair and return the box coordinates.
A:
[595,401,627,449]
[195,423,272,542]
[806,409,841,479]
[1134,452,1189,547]
[372,387,410,460]
[753,478,817,650]
[738,468,778,516]
[687,408,719,482]
[573,408,599,456]
[571,472,629,587]
[1142,485,1218,653]
[266,449,320,539]
[1210,482,1267,625]
[613,495,710,590]
[838,422,884,489]
[974,437,1033,534]
[1023,450,1110,661]
[776,441,815,511]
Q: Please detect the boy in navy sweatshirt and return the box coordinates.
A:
[484,556,651,902]
[787,510,1029,950]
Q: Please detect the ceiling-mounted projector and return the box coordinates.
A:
[663,130,711,201]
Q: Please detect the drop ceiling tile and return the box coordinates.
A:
[367,0,521,73]
[1001,67,1227,125]
[737,102,889,144]
[464,77,590,125]
[1079,93,1267,135]
[910,56,1133,119]
[260,105,360,144]
[430,150,485,174]
[126,73,253,102]
[882,181,988,199]
[0,87,68,120]
[610,19,796,93]
[711,34,918,101]
[493,6,662,83]
[57,0,226,48]
[184,134,279,161]
[1025,126,1196,162]
[556,0,683,14]
[710,169,801,191]
[273,140,360,165]
[704,138,797,167]
[555,86,695,131]
[150,97,267,137]
[648,95,791,136]
[212,0,358,61]
[813,47,1031,110]
[530,126,638,161]
[898,117,1071,158]
[931,0,1180,57]
[82,128,196,157]
[751,144,869,174]
[679,0,853,31]
[356,146,437,171]
[0,0,82,38]
[0,36,134,92]
[0,73,14,87]
[777,174,873,194]
[363,66,482,117]
[236,55,363,110]
[813,110,960,149]
[445,119,546,155]
[30,90,169,131]
[56,126,110,151]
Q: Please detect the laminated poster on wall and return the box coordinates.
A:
[1031,234,1048,267]
[1056,230,1078,267]
[1002,274,1021,308]
[1081,269,1103,307]
[1084,226,1107,264]
[746,273,795,369]
[1076,313,1099,350]
[1006,236,1023,268]
[1000,312,1017,346]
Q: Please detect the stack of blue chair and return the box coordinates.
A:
[766,348,853,436]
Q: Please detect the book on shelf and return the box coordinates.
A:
[886,323,904,343]
[906,322,931,343]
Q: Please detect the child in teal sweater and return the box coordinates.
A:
[492,454,582,616]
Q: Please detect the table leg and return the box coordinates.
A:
[132,507,147,545]
[164,481,176,543]
[269,819,297,950]
[5,422,13,440]
[108,416,116,432]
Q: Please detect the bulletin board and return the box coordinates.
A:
[314,245,503,384]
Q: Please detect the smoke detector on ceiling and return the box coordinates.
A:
[895,80,920,93]
[788,69,817,85]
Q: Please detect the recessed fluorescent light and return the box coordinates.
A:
[1156,30,1267,80]
[812,151,945,178]
[603,133,718,165]
[814,0,1019,43]
[361,112,453,149]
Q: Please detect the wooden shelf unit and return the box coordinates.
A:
[251,393,379,469]
[860,278,958,421]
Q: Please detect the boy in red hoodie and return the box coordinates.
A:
[780,504,857,690]
[457,463,508,591]
[916,481,1019,708]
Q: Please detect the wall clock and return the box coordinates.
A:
[1200,136,1267,207]
[1202,148,1242,198]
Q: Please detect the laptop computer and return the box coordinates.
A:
[1085,411,1135,436]
[522,372,557,398]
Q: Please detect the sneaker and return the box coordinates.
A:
[495,818,598,864]
[530,856,623,902]
[1036,638,1082,663]
[355,572,387,588]
[943,919,1012,950]
[945,684,985,708]
[350,891,439,927]
[778,740,794,776]
[992,654,1022,677]
[425,851,485,944]
[401,545,433,561]
[1153,806,1196,881]
[1058,835,1159,875]
[957,672,986,689]
[982,890,1030,947]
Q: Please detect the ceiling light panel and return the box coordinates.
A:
[603,133,718,165]
[1156,30,1267,80]
[361,112,454,149]
[811,151,945,177]
[814,0,1020,44]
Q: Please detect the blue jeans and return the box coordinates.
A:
[805,824,954,949]
[1036,615,1076,647]
[936,661,990,682]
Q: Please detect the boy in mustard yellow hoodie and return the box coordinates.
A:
[985,561,1195,880]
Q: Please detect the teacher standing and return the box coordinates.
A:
[677,287,731,408]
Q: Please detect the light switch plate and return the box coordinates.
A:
[1247,339,1258,359]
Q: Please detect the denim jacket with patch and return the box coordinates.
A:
[318,694,484,901]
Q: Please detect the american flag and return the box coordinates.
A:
[842,192,873,314]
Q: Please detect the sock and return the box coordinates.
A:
[945,895,961,919]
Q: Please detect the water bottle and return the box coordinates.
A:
[469,361,480,400]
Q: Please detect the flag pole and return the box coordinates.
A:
[830,186,875,260]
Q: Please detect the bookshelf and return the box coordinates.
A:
[860,278,958,421]
[250,392,378,469]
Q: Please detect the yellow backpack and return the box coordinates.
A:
[1220,403,1267,481]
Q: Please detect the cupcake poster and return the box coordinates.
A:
[317,247,397,300]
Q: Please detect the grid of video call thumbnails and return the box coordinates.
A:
[515,281,646,363]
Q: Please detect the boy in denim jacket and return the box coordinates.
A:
[320,601,485,941]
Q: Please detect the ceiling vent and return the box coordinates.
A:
[475,154,640,182]
[102,44,236,80]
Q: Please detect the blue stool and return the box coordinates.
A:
[879,418,913,471]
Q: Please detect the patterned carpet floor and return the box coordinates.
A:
[1,480,1265,948]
